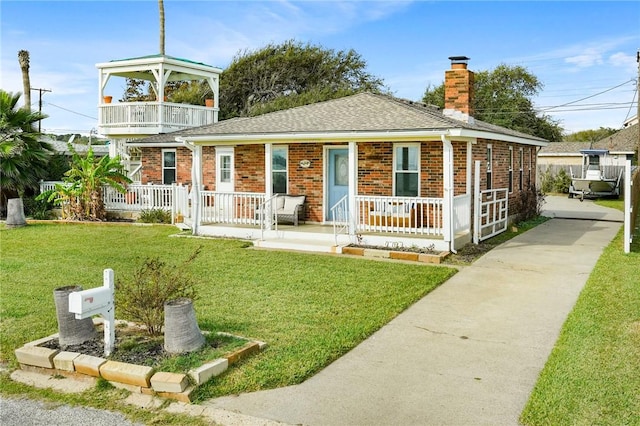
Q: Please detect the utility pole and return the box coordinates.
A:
[636,49,639,156]
[30,87,51,132]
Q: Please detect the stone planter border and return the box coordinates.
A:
[13,319,266,403]
[341,246,450,264]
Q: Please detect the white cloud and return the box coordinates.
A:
[608,51,636,68]
[564,48,604,68]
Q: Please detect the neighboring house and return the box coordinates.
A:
[538,123,638,183]
[118,57,547,252]
[48,139,110,157]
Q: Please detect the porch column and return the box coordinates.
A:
[441,136,454,251]
[264,143,273,198]
[348,141,357,236]
[264,143,273,230]
[182,140,202,236]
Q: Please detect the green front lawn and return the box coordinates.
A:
[0,223,455,403]
[521,199,640,425]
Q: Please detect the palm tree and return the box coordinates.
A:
[0,90,51,215]
[159,0,165,55]
[17,50,31,111]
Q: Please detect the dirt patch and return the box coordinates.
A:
[445,242,496,264]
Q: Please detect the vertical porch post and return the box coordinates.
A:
[441,135,454,251]
[264,143,273,230]
[348,141,358,237]
[180,138,202,235]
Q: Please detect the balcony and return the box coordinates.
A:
[98,101,217,137]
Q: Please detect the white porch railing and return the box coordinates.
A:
[99,102,215,134]
[200,191,265,225]
[356,195,444,236]
[331,195,349,245]
[453,194,472,235]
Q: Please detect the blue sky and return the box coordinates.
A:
[1,1,638,136]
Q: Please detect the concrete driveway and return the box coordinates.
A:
[202,197,622,425]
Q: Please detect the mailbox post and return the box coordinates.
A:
[69,269,115,357]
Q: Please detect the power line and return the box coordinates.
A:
[539,79,635,112]
[45,102,98,120]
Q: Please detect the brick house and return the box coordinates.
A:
[129,57,548,252]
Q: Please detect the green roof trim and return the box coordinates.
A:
[108,54,218,69]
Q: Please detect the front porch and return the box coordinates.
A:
[189,191,472,252]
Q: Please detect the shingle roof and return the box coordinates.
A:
[540,123,638,155]
[134,92,547,144]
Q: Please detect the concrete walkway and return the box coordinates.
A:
[203,196,623,425]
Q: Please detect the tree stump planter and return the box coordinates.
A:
[6,198,26,228]
[53,286,97,346]
[164,298,204,354]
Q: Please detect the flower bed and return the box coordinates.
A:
[14,319,265,403]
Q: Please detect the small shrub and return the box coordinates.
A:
[540,169,553,194]
[138,208,172,224]
[540,168,572,194]
[115,247,202,336]
[512,185,545,222]
[553,169,572,193]
[23,195,53,219]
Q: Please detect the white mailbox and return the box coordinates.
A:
[68,269,115,356]
[69,286,112,319]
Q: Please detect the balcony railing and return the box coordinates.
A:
[98,102,216,135]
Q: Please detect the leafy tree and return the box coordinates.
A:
[40,144,131,221]
[564,127,618,142]
[122,40,386,117]
[422,64,563,141]
[0,90,51,214]
[216,40,386,119]
[120,78,154,102]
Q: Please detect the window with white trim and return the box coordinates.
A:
[162,149,176,184]
[394,144,419,196]
[272,146,288,194]
[219,154,231,183]
[508,146,514,193]
[486,144,493,190]
[519,148,524,191]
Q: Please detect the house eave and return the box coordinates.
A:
[448,128,548,147]
[127,141,184,148]
[177,130,451,145]
[175,128,548,146]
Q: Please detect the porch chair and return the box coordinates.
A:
[274,195,306,226]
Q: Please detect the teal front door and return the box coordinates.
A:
[326,148,349,221]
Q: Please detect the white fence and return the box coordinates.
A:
[39,181,189,216]
[473,160,509,243]
[474,188,509,243]
[355,195,445,236]
[623,161,639,253]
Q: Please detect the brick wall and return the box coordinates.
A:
[141,147,192,186]
[141,139,538,222]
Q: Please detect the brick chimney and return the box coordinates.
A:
[444,56,474,123]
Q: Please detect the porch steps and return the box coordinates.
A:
[253,238,340,254]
